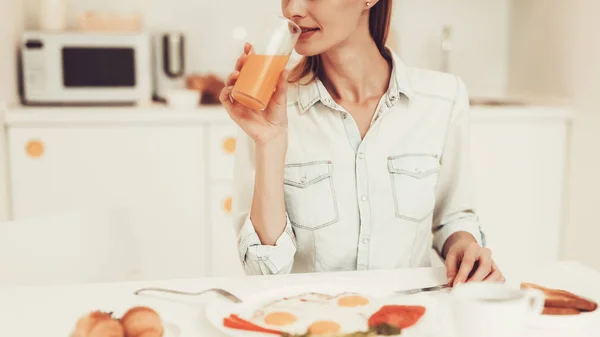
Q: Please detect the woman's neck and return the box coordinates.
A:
[319,18,391,104]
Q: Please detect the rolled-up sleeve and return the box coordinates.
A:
[432,77,486,255]
[231,128,297,275]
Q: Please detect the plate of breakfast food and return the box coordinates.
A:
[70,305,180,337]
[205,283,440,337]
[520,282,599,329]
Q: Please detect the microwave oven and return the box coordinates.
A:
[20,31,151,105]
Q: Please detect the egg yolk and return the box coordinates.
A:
[264,312,297,326]
[337,295,370,307]
[308,321,342,335]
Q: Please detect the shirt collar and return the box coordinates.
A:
[297,49,414,113]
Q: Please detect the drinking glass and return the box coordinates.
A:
[231,16,301,110]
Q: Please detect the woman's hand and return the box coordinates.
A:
[444,232,505,286]
[219,42,290,146]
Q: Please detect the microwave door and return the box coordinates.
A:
[62,47,136,88]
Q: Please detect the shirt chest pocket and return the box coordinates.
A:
[387,154,440,221]
[284,161,339,231]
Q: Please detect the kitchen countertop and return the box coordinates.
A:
[0,261,597,337]
[1,103,573,126]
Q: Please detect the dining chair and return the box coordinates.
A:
[0,207,140,286]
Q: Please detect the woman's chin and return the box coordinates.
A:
[294,44,323,57]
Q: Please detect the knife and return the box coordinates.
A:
[394,284,451,295]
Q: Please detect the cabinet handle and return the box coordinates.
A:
[25,139,45,158]
[223,197,232,214]
[222,137,236,154]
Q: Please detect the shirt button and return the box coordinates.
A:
[300,177,307,183]
[362,238,370,244]
[361,195,368,201]
[343,113,348,119]
[324,98,331,104]
[358,153,364,159]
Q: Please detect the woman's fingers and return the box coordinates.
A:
[484,262,506,283]
[220,85,258,125]
[483,270,504,282]
[265,71,288,110]
[467,248,493,282]
[234,54,248,72]
[234,42,253,72]
[445,249,459,285]
[219,85,235,112]
[453,247,478,286]
[225,71,240,87]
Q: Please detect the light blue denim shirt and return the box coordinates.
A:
[232,50,485,275]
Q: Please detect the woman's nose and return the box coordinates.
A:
[283,0,307,19]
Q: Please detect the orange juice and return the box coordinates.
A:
[232,54,290,110]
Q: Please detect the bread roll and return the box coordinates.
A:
[120,306,164,337]
[72,311,124,337]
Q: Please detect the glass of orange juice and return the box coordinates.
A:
[232,16,301,111]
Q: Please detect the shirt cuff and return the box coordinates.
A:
[433,212,486,254]
[238,214,296,275]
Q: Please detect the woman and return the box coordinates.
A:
[220,0,504,286]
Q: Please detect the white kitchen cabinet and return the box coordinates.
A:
[7,124,208,281]
[207,122,245,277]
[469,108,570,270]
[210,182,245,277]
[209,124,239,181]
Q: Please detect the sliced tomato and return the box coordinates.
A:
[368,305,426,329]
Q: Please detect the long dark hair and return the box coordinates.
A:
[288,0,393,84]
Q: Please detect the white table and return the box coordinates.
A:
[0,261,598,337]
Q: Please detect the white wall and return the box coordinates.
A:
[562,0,600,271]
[393,0,511,98]
[507,0,600,271]
[0,0,24,221]
[509,0,600,272]
[0,0,23,104]
[23,0,511,98]
[507,0,574,100]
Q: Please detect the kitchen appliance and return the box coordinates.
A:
[153,32,186,101]
[20,31,151,105]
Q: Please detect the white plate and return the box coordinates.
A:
[163,321,182,337]
[205,283,440,337]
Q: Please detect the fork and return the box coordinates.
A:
[133,287,243,303]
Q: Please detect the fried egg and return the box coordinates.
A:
[328,292,382,318]
[248,308,369,335]
[307,320,342,335]
[242,293,373,335]
[263,311,298,326]
[334,293,371,307]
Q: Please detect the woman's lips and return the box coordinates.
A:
[299,27,319,40]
